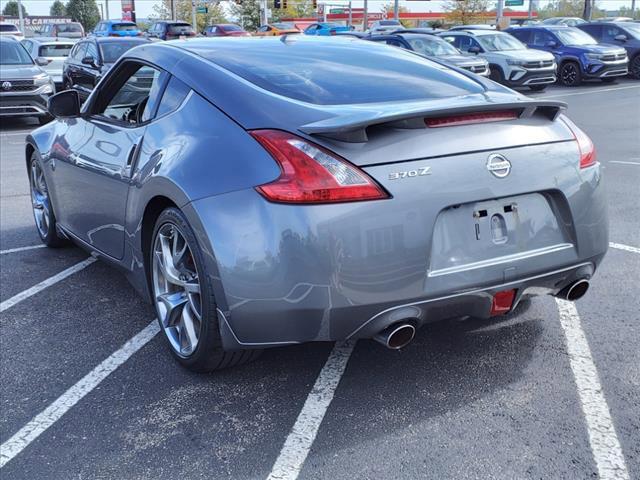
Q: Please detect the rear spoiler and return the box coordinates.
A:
[299,96,567,143]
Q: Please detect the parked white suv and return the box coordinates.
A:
[439,29,557,91]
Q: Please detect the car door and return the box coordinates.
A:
[53,62,168,259]
[75,40,100,98]
[66,41,87,88]
[530,30,557,53]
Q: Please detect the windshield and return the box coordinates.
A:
[0,41,33,65]
[379,20,401,26]
[621,23,640,38]
[112,23,138,32]
[555,28,596,45]
[39,44,73,57]
[406,36,459,56]
[221,24,243,32]
[273,23,296,30]
[476,33,525,51]
[0,24,19,32]
[99,41,143,63]
[58,23,82,33]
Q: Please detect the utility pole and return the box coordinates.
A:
[105,0,109,20]
[363,0,368,31]
[496,0,504,25]
[17,0,25,35]
[99,3,104,19]
[632,0,636,15]
[191,1,197,31]
[261,0,268,26]
[170,0,176,21]
[583,0,592,21]
[393,0,399,20]
[348,0,352,28]
[528,0,534,20]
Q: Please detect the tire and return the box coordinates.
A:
[630,54,640,80]
[29,152,67,247]
[149,207,261,372]
[529,84,547,91]
[601,77,616,83]
[559,61,582,86]
[38,114,53,125]
[489,66,505,84]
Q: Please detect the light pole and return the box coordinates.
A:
[105,0,109,20]
[363,0,368,31]
[348,0,352,28]
[496,0,504,26]
[191,0,197,30]
[393,0,399,20]
[17,0,25,35]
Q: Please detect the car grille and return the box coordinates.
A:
[601,53,626,62]
[0,79,36,92]
[523,60,553,69]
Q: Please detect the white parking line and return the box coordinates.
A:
[609,161,640,166]
[0,320,160,468]
[0,257,96,313]
[0,244,46,255]
[0,131,31,137]
[267,342,355,480]
[542,85,640,99]
[609,242,640,255]
[556,299,629,480]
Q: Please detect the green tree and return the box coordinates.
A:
[443,0,490,25]
[150,0,227,32]
[229,0,261,31]
[50,0,67,16]
[66,0,101,31]
[537,0,604,20]
[2,0,27,17]
[271,0,315,22]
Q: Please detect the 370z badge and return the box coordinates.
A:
[388,166,432,181]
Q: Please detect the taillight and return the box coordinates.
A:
[425,110,518,128]
[562,117,596,169]
[250,130,389,204]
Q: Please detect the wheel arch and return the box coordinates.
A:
[141,195,179,275]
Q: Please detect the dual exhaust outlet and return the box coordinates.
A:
[372,279,590,350]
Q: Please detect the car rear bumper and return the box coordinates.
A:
[187,141,608,350]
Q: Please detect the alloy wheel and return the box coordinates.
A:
[152,222,202,357]
[30,160,50,238]
[561,63,578,85]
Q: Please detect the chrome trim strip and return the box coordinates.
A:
[428,243,574,277]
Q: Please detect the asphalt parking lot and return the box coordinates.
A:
[1,79,639,480]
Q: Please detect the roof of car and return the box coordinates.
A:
[89,37,150,44]
[442,29,503,36]
[103,20,137,25]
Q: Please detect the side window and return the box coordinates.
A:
[85,42,98,62]
[386,39,404,48]
[531,31,554,47]
[510,29,530,43]
[441,35,457,46]
[581,25,601,39]
[602,26,622,42]
[94,63,165,125]
[155,76,190,118]
[72,42,87,61]
[21,40,33,55]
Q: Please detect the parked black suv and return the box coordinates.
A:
[146,21,196,41]
[578,22,640,79]
[62,37,149,99]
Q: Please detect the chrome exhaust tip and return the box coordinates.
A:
[374,323,416,350]
[558,279,590,302]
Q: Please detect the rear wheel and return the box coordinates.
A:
[150,207,261,372]
[559,62,582,86]
[29,152,67,247]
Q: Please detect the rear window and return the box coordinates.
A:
[168,23,194,34]
[379,20,401,26]
[0,24,19,32]
[39,44,73,57]
[57,23,83,33]
[189,38,484,105]
[112,23,138,32]
[272,23,296,30]
[220,24,242,32]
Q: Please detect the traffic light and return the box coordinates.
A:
[312,0,317,8]
[274,0,281,8]
[283,0,287,8]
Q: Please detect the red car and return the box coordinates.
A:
[202,24,251,37]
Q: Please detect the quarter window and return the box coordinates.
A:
[155,76,190,118]
[71,42,87,61]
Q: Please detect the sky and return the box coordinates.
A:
[1,0,635,20]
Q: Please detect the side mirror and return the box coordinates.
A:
[35,57,49,67]
[614,34,627,42]
[545,40,558,48]
[48,90,80,118]
[81,56,97,68]
[468,46,481,54]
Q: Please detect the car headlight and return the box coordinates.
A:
[585,53,604,60]
[506,59,526,66]
[34,73,51,86]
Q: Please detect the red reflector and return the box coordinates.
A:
[561,117,597,169]
[250,130,389,204]
[425,110,518,128]
[490,289,517,316]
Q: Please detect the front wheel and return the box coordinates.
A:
[630,55,640,80]
[559,62,582,86]
[150,207,261,372]
[29,152,67,247]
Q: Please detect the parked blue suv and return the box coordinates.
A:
[507,26,628,86]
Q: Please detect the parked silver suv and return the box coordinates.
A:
[0,37,54,124]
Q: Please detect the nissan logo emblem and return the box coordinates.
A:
[1,81,12,91]
[486,154,511,178]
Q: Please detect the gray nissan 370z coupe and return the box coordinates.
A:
[27,36,608,372]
